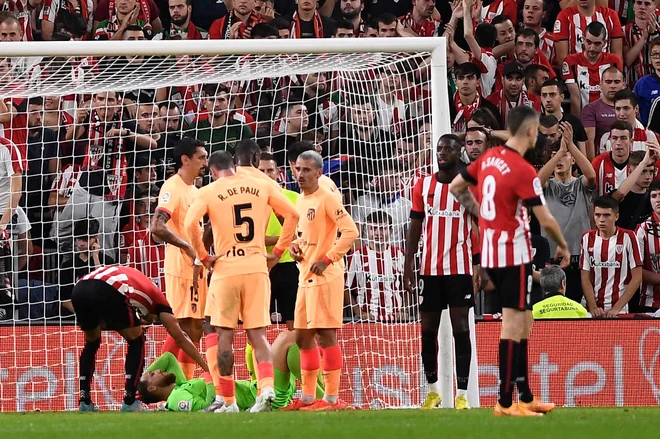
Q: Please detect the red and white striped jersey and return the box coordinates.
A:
[592,152,629,196]
[486,89,542,127]
[562,52,623,108]
[398,12,442,37]
[580,228,642,313]
[602,120,660,153]
[125,238,166,292]
[462,146,546,268]
[401,168,429,201]
[410,174,474,275]
[539,29,555,65]
[81,265,172,317]
[52,164,80,199]
[553,6,623,55]
[608,0,630,22]
[480,0,518,24]
[0,136,23,212]
[1,0,33,41]
[468,49,498,97]
[40,0,93,34]
[635,213,660,310]
[346,244,405,321]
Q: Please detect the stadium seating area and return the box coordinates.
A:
[0,0,659,325]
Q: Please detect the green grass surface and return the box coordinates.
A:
[3,408,659,439]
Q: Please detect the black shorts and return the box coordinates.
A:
[269,262,298,321]
[486,263,533,311]
[418,275,474,312]
[71,279,141,331]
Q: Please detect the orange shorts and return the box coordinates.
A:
[207,273,271,329]
[294,275,344,329]
[165,273,208,319]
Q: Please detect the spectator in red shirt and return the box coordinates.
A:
[208,0,262,39]
[563,22,624,117]
[522,0,554,63]
[399,0,441,37]
[553,0,622,66]
[623,0,659,88]
[487,61,542,127]
[0,0,34,40]
[339,0,365,37]
[93,0,162,38]
[450,62,502,132]
[152,0,207,39]
[375,13,415,37]
[41,0,94,40]
[480,0,517,25]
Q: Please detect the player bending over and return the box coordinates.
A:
[282,151,359,411]
[450,106,569,416]
[184,148,299,413]
[152,137,209,379]
[405,134,477,410]
[71,265,208,412]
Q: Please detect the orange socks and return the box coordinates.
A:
[177,344,198,380]
[162,335,180,357]
[219,375,235,405]
[257,361,274,390]
[300,347,321,403]
[204,333,221,395]
[322,345,342,404]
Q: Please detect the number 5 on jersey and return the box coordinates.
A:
[233,203,255,242]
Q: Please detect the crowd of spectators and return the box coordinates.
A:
[0,0,660,322]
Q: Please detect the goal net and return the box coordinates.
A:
[0,38,471,411]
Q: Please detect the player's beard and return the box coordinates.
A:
[163,373,177,386]
[172,12,189,27]
[342,8,359,19]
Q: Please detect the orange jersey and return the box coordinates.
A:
[296,186,358,286]
[236,165,282,191]
[319,175,341,202]
[184,173,299,280]
[156,174,199,280]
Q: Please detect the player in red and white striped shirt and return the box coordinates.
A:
[405,134,476,410]
[71,265,208,412]
[0,0,34,41]
[563,22,624,115]
[635,181,660,312]
[592,121,637,196]
[581,196,643,316]
[553,0,623,66]
[480,0,518,25]
[451,106,569,416]
[522,0,554,63]
[347,211,406,322]
[610,89,659,151]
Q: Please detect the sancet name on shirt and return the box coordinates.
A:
[481,156,511,175]
[217,186,260,201]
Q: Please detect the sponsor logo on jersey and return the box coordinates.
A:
[178,400,192,411]
[307,208,316,220]
[161,192,171,204]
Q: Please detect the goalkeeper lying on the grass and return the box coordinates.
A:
[138,331,323,411]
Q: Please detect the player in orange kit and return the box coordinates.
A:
[184,147,300,413]
[281,150,359,411]
[151,137,209,379]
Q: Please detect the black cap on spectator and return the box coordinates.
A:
[74,219,100,239]
[503,61,525,78]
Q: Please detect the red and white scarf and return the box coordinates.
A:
[84,110,127,200]
[290,10,324,38]
[169,20,204,40]
[452,92,480,132]
[495,89,532,125]
[106,0,151,36]
[624,21,653,87]
[217,11,261,39]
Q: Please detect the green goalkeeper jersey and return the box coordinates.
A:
[146,352,215,412]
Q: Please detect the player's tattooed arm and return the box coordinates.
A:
[151,209,196,260]
[453,187,480,219]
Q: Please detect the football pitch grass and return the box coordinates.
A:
[3,408,659,439]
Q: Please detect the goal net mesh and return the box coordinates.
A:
[0,49,436,411]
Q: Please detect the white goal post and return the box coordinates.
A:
[0,37,479,410]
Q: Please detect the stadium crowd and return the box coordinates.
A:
[0,0,660,325]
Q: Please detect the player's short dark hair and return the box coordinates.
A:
[540,79,562,92]
[0,13,19,26]
[585,21,607,40]
[208,150,234,170]
[515,28,540,48]
[335,18,354,32]
[50,32,72,41]
[629,150,647,167]
[439,133,462,150]
[593,195,619,213]
[649,180,660,193]
[539,114,558,129]
[134,154,154,169]
[609,120,633,137]
[287,140,315,163]
[507,106,539,136]
[234,139,261,163]
[124,24,144,33]
[651,36,660,51]
[137,379,160,404]
[173,137,206,167]
[74,218,100,239]
[454,62,481,78]
[470,108,500,130]
[491,14,511,26]
[376,13,397,26]
[475,22,497,48]
[366,210,393,225]
[203,83,230,98]
[466,126,490,140]
[260,151,277,164]
[27,96,43,106]
[271,16,290,31]
[60,12,88,38]
[366,16,379,31]
[614,89,637,107]
[251,22,279,39]
[298,150,323,169]
[525,64,550,81]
